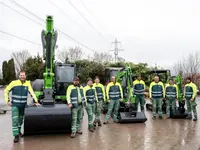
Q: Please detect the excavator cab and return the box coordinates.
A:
[104,67,123,85]
[54,63,76,101]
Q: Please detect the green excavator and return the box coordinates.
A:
[24,16,75,135]
[103,64,147,123]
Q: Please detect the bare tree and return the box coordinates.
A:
[11,50,31,74]
[92,52,113,64]
[57,46,83,62]
[173,52,200,81]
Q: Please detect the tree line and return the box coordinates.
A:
[0,48,152,85]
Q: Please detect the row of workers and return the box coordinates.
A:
[4,71,198,141]
[66,76,123,138]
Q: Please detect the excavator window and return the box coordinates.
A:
[56,66,75,83]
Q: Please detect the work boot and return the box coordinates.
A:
[166,116,170,119]
[114,119,119,123]
[13,135,19,143]
[19,132,24,137]
[93,121,97,127]
[152,116,156,120]
[103,120,108,124]
[159,116,163,119]
[98,121,102,126]
[89,127,94,132]
[186,115,192,119]
[76,130,82,134]
[70,133,76,138]
[193,116,198,121]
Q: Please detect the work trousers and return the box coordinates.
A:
[12,106,24,136]
[152,98,163,117]
[86,103,95,128]
[186,98,197,119]
[135,95,145,112]
[71,105,82,133]
[95,101,103,123]
[105,99,120,121]
[166,98,176,117]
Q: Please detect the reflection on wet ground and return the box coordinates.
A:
[0,89,200,150]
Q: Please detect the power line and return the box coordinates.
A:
[0,30,41,46]
[9,0,45,22]
[48,0,87,32]
[110,38,124,63]
[0,2,44,27]
[7,0,95,52]
[66,0,109,44]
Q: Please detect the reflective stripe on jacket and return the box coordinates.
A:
[106,82,123,100]
[66,85,85,108]
[83,85,98,104]
[93,83,106,101]
[184,82,197,99]
[165,84,178,99]
[4,80,38,108]
[133,80,145,95]
[149,81,165,99]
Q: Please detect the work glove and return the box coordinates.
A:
[7,100,12,107]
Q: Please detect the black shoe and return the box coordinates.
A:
[103,121,108,124]
[152,116,156,120]
[76,130,82,134]
[98,121,102,126]
[159,116,163,119]
[19,132,23,137]
[193,118,197,121]
[93,122,97,127]
[114,120,119,123]
[71,133,76,138]
[14,135,19,143]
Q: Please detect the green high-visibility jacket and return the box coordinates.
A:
[66,85,85,108]
[83,85,98,104]
[149,81,165,99]
[165,83,178,99]
[93,83,106,102]
[4,80,38,108]
[106,82,123,100]
[184,82,197,99]
[133,79,145,96]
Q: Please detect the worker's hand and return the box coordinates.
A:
[120,99,123,102]
[190,98,194,102]
[108,100,111,103]
[96,102,99,106]
[163,98,166,100]
[34,103,40,106]
[7,101,12,106]
[83,102,87,107]
[68,103,73,108]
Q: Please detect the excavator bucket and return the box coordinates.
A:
[24,104,71,135]
[118,102,147,123]
[119,112,147,123]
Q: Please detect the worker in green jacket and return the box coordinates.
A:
[133,75,145,112]
[4,71,40,143]
[184,77,198,121]
[165,78,178,118]
[104,76,123,124]
[93,76,106,127]
[67,76,86,138]
[84,78,98,132]
[149,76,165,119]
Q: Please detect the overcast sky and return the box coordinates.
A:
[1,0,200,69]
